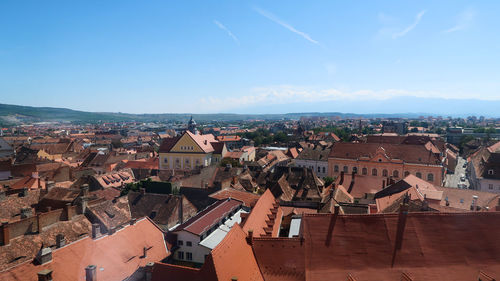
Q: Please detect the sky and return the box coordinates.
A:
[1,0,499,115]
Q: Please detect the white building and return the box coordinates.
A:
[468,142,500,193]
[171,198,245,264]
[294,146,330,178]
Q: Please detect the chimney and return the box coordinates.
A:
[246,229,254,245]
[0,190,5,201]
[1,221,10,246]
[56,234,66,248]
[46,181,55,191]
[20,207,33,219]
[85,265,97,281]
[382,180,386,189]
[325,205,340,246]
[178,196,184,224]
[22,187,29,197]
[32,171,39,179]
[92,224,101,239]
[81,184,89,197]
[145,262,154,281]
[339,171,344,185]
[64,203,73,220]
[391,203,409,267]
[347,173,356,194]
[36,247,53,265]
[79,197,89,215]
[143,246,148,258]
[37,269,53,281]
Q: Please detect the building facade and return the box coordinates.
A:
[328,143,444,185]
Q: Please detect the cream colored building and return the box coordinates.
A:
[159,131,226,171]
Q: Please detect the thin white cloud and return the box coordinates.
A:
[254,7,320,45]
[393,10,426,39]
[444,8,476,33]
[201,85,498,111]
[214,20,240,45]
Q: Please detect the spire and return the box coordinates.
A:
[187,115,197,134]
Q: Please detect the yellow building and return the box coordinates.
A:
[159,131,226,171]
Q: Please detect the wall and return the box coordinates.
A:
[174,231,211,264]
[295,159,328,178]
[328,158,443,185]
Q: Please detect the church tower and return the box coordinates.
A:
[187,116,198,134]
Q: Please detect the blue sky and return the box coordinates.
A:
[1,1,499,115]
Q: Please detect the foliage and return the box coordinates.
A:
[323,176,335,187]
[220,157,242,167]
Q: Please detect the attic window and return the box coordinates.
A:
[378,159,382,162]
[488,170,494,175]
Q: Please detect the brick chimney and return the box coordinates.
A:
[347,172,356,194]
[143,246,148,258]
[85,265,97,281]
[246,229,254,245]
[1,222,10,246]
[46,181,55,191]
[178,196,184,224]
[339,171,345,185]
[37,269,53,281]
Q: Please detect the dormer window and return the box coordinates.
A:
[488,169,494,175]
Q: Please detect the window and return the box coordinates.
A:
[164,158,168,163]
[185,158,190,164]
[343,166,348,173]
[317,166,321,173]
[178,251,184,260]
[186,241,192,247]
[427,173,434,182]
[186,252,193,261]
[393,170,399,178]
[489,184,494,190]
[175,158,180,163]
[322,167,326,173]
[352,167,358,174]
[196,159,200,165]
[334,165,339,172]
[372,168,377,176]
[178,240,183,246]
[378,159,382,162]
[416,172,422,179]
[362,168,367,175]
[488,170,494,175]
[382,169,388,177]
[404,171,410,177]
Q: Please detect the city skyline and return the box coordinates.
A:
[1,0,499,114]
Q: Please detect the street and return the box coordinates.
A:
[444,156,470,188]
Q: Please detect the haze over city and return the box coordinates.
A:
[1,0,499,115]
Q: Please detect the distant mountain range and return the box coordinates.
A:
[0,99,497,125]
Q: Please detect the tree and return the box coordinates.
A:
[323,176,335,187]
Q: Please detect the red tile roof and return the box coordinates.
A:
[253,212,500,281]
[209,188,260,207]
[242,189,282,237]
[173,198,242,236]
[153,224,263,281]
[1,218,169,281]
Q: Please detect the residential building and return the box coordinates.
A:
[328,142,444,185]
[170,198,244,264]
[294,145,330,178]
[468,141,500,193]
[159,131,226,171]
